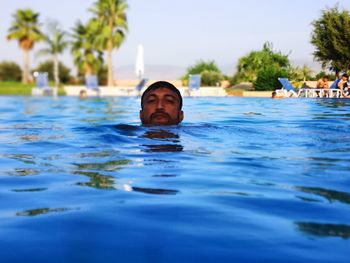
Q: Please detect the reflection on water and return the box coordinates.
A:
[16,207,76,217]
[142,144,183,152]
[295,196,321,203]
[73,159,130,189]
[132,186,179,195]
[113,124,141,137]
[3,153,35,164]
[152,174,178,177]
[7,168,39,176]
[74,171,115,190]
[141,129,183,153]
[12,188,47,192]
[142,130,180,140]
[316,99,350,109]
[79,150,115,158]
[74,159,130,172]
[296,222,350,239]
[296,186,350,204]
[20,135,40,141]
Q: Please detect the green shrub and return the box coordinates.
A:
[182,60,223,86]
[32,60,72,84]
[0,61,22,81]
[254,66,289,91]
[232,42,290,85]
[314,71,336,81]
[201,70,223,86]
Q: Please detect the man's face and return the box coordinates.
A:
[140,87,184,125]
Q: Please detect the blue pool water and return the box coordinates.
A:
[0,96,349,262]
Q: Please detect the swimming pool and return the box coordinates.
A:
[0,96,349,262]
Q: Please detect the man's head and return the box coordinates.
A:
[323,75,329,81]
[342,73,349,80]
[140,81,184,125]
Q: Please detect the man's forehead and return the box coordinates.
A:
[145,87,178,97]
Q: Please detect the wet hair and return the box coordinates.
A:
[342,73,349,78]
[141,81,183,110]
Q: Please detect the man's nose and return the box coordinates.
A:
[156,99,164,109]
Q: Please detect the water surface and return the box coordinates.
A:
[0,96,349,262]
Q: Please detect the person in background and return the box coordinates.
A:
[338,73,350,98]
[140,81,184,125]
[316,75,329,97]
[79,89,88,98]
[271,91,285,99]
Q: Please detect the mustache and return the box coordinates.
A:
[150,111,171,120]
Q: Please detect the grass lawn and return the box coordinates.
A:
[0,81,34,95]
[0,81,66,96]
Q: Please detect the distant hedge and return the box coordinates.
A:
[182,60,224,86]
[254,66,289,91]
[0,61,22,81]
[32,60,72,84]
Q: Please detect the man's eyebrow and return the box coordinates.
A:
[145,94,157,99]
[164,94,176,99]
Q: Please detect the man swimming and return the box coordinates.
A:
[140,81,184,125]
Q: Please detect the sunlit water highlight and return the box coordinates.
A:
[0,96,349,262]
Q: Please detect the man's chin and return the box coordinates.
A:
[151,118,171,125]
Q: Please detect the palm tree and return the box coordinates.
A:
[71,20,104,78]
[90,0,128,86]
[7,9,44,84]
[37,20,69,87]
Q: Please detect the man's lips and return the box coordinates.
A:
[150,112,170,122]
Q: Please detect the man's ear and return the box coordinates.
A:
[139,110,143,122]
[179,110,184,123]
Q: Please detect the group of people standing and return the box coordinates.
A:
[316,73,350,98]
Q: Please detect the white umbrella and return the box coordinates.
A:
[135,44,144,79]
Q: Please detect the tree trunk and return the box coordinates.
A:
[85,64,93,77]
[53,54,59,87]
[22,49,30,84]
[107,39,114,87]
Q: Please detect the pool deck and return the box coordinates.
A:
[64,85,272,97]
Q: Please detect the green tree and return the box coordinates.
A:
[232,42,290,85]
[71,20,104,78]
[7,9,44,84]
[182,60,223,86]
[76,64,108,85]
[33,60,71,84]
[314,71,336,81]
[0,61,22,81]
[254,66,289,91]
[37,20,69,87]
[90,0,128,86]
[97,65,108,85]
[289,64,313,82]
[311,5,350,74]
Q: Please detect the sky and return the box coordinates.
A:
[1,0,349,79]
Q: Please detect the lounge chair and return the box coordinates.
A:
[188,74,201,96]
[328,79,341,98]
[277,78,329,98]
[275,78,300,97]
[31,72,55,96]
[84,75,100,96]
